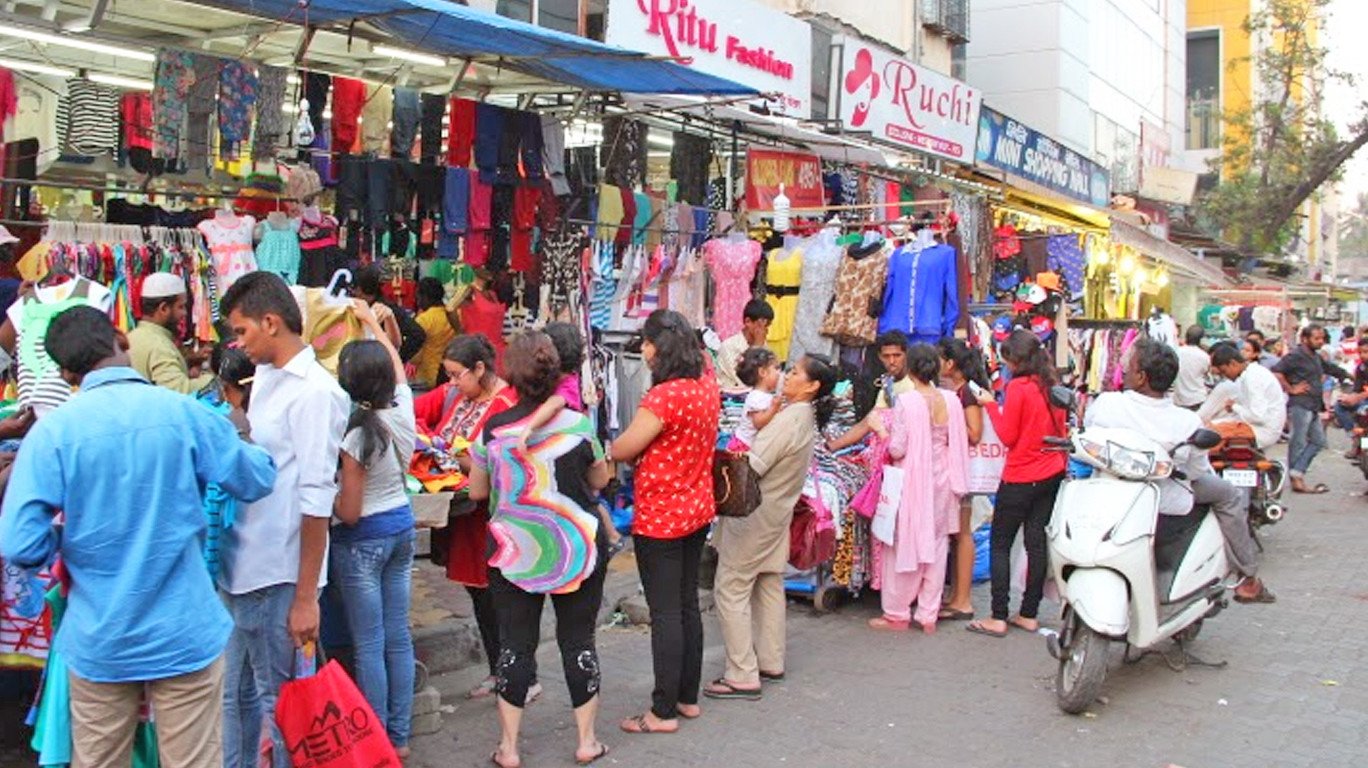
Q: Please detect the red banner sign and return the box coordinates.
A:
[745,148,825,212]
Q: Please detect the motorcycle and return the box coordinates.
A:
[1207,437,1286,529]
[1042,386,1236,714]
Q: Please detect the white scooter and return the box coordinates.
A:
[1043,386,1237,714]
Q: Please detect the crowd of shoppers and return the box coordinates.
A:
[0,285,1308,766]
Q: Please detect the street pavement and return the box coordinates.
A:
[410,439,1368,768]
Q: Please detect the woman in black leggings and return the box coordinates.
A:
[468,332,612,767]
[968,331,1068,638]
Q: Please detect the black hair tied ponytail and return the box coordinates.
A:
[801,354,840,430]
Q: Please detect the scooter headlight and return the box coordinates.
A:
[1104,442,1158,480]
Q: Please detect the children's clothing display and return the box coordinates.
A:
[198,213,258,292]
[255,216,302,285]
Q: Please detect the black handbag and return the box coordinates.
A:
[712,450,762,518]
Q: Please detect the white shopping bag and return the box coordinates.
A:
[870,464,903,546]
[967,417,1008,495]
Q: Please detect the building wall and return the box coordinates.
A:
[964,0,1186,189]
[760,0,956,73]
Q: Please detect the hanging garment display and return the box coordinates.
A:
[704,236,763,340]
[331,77,366,155]
[391,87,421,159]
[821,239,890,347]
[56,78,119,157]
[253,65,288,160]
[786,229,842,364]
[198,213,258,292]
[764,245,803,362]
[256,215,302,284]
[361,83,394,155]
[879,231,960,344]
[460,286,508,373]
[601,115,647,190]
[184,54,218,171]
[217,60,259,155]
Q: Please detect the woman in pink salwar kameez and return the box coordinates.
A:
[868,343,969,634]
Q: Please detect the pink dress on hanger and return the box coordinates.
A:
[704,237,762,339]
[197,214,257,292]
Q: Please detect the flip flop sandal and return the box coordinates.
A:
[576,744,611,766]
[966,620,1008,638]
[620,714,678,735]
[938,608,975,621]
[703,678,763,700]
[1234,584,1277,604]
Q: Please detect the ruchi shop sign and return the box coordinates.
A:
[838,42,981,162]
[974,107,1111,208]
[605,0,813,118]
[744,148,824,211]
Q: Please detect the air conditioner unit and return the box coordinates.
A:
[922,0,970,44]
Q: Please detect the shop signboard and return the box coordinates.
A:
[605,0,813,118]
[975,107,1111,208]
[744,147,824,211]
[837,41,981,163]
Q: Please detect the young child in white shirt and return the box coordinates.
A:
[728,347,782,451]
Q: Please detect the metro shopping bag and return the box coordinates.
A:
[275,659,400,768]
[869,464,903,546]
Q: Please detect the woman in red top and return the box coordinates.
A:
[968,330,1067,638]
[611,310,720,735]
[413,334,522,699]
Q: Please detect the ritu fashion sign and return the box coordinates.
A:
[975,107,1111,208]
[838,42,981,163]
[605,0,813,118]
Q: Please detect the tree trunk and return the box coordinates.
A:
[1256,127,1368,251]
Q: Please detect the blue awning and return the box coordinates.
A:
[187,0,758,96]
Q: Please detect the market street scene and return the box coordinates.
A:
[0,1,1367,767]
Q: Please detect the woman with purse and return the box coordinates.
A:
[610,310,719,735]
[469,332,612,768]
[330,301,418,756]
[412,334,525,701]
[704,354,837,700]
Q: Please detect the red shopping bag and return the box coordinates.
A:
[274,659,400,768]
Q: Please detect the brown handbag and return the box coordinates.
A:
[713,449,762,518]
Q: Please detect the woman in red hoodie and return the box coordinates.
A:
[967,330,1067,638]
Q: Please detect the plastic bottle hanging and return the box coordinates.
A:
[773,183,791,233]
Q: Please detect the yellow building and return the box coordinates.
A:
[1186,0,1325,269]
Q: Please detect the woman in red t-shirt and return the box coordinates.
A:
[968,330,1067,639]
[611,310,720,735]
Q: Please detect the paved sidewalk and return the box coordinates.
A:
[409,443,1368,768]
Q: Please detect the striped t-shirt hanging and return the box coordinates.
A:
[55,78,120,157]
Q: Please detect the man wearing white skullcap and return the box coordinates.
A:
[127,272,215,394]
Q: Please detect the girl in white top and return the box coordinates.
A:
[330,300,418,757]
[728,346,782,451]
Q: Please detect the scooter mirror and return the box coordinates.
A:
[1047,385,1076,411]
[1188,428,1221,450]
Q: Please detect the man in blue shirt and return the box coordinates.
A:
[0,306,276,768]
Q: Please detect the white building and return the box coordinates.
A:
[963,0,1187,192]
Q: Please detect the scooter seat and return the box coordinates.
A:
[1154,505,1211,588]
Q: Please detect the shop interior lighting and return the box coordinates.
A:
[89,72,153,91]
[372,44,447,68]
[0,24,155,62]
[0,57,75,78]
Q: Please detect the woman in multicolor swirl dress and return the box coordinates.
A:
[468,331,612,768]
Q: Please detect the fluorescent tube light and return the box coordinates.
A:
[0,57,75,78]
[89,72,153,91]
[0,24,155,62]
[372,44,446,68]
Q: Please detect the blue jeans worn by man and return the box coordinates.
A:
[329,530,417,749]
[221,584,296,768]
[1287,405,1327,478]
[1333,399,1368,432]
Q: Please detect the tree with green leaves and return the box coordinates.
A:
[1197,0,1368,257]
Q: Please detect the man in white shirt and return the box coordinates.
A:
[715,299,774,389]
[1207,341,1288,450]
[1173,325,1211,410]
[218,272,348,768]
[1085,338,1274,604]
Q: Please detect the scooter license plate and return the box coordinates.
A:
[1224,469,1258,488]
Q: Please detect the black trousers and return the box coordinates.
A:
[990,474,1064,621]
[465,584,500,676]
[489,552,607,709]
[634,527,707,720]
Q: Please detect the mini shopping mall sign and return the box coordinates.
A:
[606,0,813,118]
[838,41,981,163]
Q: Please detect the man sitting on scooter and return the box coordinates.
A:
[1206,341,1288,450]
[1330,335,1368,458]
[1085,338,1276,605]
